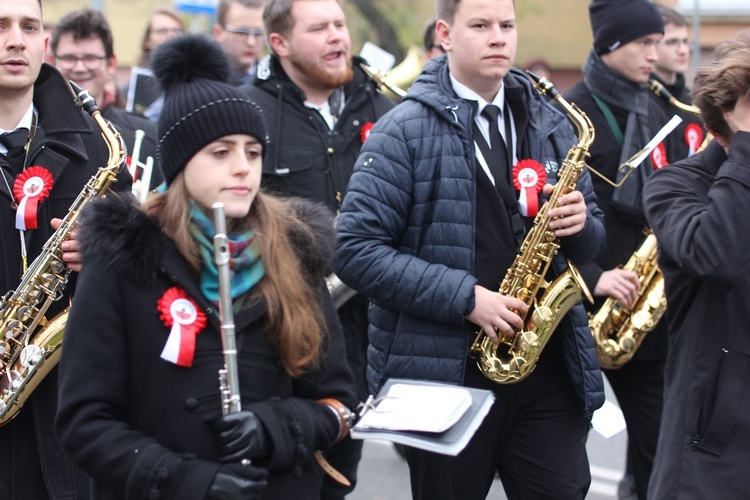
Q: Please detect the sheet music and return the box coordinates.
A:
[355,383,472,433]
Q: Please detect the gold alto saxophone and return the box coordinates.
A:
[589,81,705,369]
[470,72,594,384]
[0,82,126,425]
[589,231,666,369]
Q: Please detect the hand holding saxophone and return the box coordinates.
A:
[594,269,640,308]
[466,285,528,344]
[543,184,588,237]
[50,218,82,272]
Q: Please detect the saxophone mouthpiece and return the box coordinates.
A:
[69,81,100,115]
[527,70,558,99]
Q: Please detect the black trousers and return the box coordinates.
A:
[405,356,591,500]
[0,369,90,500]
[604,356,665,500]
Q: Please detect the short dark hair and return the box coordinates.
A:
[435,0,514,25]
[692,29,750,143]
[216,0,265,27]
[423,17,438,50]
[654,3,688,28]
[50,8,114,58]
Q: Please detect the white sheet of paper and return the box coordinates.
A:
[356,383,473,433]
[359,41,396,72]
[591,400,627,439]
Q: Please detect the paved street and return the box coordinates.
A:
[349,380,628,500]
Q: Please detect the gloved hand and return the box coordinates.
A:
[214,410,270,463]
[206,463,268,500]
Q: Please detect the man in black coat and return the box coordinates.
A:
[644,29,750,499]
[0,0,131,497]
[563,1,676,498]
[238,0,393,497]
[49,8,161,196]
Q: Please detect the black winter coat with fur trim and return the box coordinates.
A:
[54,194,356,500]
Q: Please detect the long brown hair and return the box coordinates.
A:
[142,178,326,376]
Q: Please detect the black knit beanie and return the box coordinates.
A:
[151,34,268,185]
[589,0,664,55]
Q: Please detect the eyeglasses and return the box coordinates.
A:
[55,54,108,71]
[661,38,690,48]
[222,26,264,42]
[151,27,184,37]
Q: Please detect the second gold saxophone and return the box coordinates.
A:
[0,82,126,425]
[470,73,594,384]
[589,231,666,369]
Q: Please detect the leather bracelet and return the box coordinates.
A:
[318,398,353,443]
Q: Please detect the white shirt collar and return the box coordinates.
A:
[449,73,505,115]
[0,103,35,135]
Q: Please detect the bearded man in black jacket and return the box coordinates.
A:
[563,1,676,498]
[238,0,393,497]
[0,0,131,497]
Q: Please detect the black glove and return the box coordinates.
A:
[214,410,270,463]
[206,463,268,500]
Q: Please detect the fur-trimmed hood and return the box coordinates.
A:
[77,193,337,286]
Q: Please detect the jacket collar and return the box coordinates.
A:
[406,55,564,137]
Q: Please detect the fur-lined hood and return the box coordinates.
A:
[77,193,337,286]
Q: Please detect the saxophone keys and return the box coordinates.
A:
[20,345,44,368]
[531,305,553,327]
[619,334,637,354]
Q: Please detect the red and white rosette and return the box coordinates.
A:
[157,287,206,367]
[360,122,374,143]
[651,142,669,170]
[512,159,547,217]
[13,166,53,230]
[684,123,704,157]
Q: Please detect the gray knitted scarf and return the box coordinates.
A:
[583,49,653,223]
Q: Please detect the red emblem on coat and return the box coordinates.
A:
[360,122,374,143]
[651,142,669,170]
[157,287,207,367]
[512,159,547,217]
[13,166,53,230]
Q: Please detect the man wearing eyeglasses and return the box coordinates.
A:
[650,3,706,161]
[213,0,265,86]
[50,8,161,190]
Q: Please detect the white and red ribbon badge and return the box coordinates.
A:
[651,142,669,170]
[360,122,374,143]
[685,123,704,157]
[157,287,206,367]
[512,159,547,217]
[13,166,53,230]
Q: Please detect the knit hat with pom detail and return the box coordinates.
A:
[152,34,268,185]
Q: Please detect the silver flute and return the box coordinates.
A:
[212,202,242,415]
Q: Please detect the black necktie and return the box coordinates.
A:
[0,128,29,161]
[481,105,511,184]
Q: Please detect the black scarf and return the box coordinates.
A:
[583,49,652,223]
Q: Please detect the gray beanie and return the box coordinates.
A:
[151,34,268,185]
